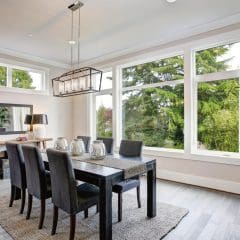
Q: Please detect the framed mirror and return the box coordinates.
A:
[0,103,33,135]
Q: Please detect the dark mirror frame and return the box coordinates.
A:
[0,103,33,135]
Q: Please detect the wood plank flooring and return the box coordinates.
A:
[0,164,240,240]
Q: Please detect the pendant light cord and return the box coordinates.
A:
[71,10,74,69]
[78,6,80,68]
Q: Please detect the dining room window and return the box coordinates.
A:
[195,41,240,153]
[95,70,113,138]
[0,61,46,92]
[121,55,184,149]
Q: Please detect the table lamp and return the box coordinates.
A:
[31,114,48,139]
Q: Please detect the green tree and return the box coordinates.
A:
[0,66,7,86]
[12,69,35,89]
[97,106,112,137]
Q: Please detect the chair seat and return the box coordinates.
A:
[76,183,99,209]
[112,179,140,193]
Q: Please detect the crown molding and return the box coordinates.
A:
[0,47,70,69]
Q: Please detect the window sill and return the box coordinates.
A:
[141,146,240,166]
[0,86,49,95]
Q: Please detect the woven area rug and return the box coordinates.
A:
[0,187,188,240]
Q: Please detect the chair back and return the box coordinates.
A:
[97,137,114,154]
[46,149,78,214]
[6,143,26,189]
[119,140,143,157]
[22,145,47,199]
[77,136,91,153]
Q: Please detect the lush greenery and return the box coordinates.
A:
[0,66,35,89]
[12,69,35,89]
[0,107,10,129]
[97,105,112,137]
[96,44,239,152]
[0,66,7,86]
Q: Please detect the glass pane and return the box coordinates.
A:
[197,78,239,152]
[122,84,184,149]
[96,94,112,137]
[0,66,7,87]
[101,71,112,90]
[12,69,42,90]
[196,42,240,75]
[122,55,184,88]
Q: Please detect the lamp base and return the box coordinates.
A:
[33,125,46,139]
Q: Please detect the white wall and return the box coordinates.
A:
[0,54,73,146]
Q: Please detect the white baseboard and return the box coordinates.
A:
[157,170,240,194]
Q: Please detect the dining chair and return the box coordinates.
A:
[6,143,27,214]
[77,136,91,153]
[112,139,143,222]
[46,148,99,240]
[22,145,52,229]
[97,137,114,154]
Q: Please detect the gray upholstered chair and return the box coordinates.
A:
[77,136,91,153]
[22,145,52,229]
[113,140,143,222]
[6,143,27,214]
[46,149,99,240]
[97,137,114,154]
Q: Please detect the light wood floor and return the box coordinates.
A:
[0,167,240,240]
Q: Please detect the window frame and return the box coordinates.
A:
[90,30,240,165]
[0,58,49,94]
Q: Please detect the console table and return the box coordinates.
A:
[0,138,52,179]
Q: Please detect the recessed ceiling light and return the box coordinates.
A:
[166,0,177,3]
[28,34,33,37]
[68,40,76,45]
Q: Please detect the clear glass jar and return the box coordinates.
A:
[70,138,85,156]
[54,137,68,151]
[90,140,106,160]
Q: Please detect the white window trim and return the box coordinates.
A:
[0,57,49,95]
[89,28,240,165]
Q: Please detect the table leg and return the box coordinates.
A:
[99,178,112,240]
[0,159,3,179]
[147,161,156,218]
[42,141,46,149]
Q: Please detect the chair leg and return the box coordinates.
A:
[51,205,58,235]
[9,185,15,207]
[69,214,76,240]
[19,188,26,214]
[26,194,33,219]
[84,209,88,218]
[38,199,45,229]
[118,192,122,222]
[137,186,141,208]
[96,203,99,213]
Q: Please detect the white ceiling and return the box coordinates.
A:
[0,0,240,66]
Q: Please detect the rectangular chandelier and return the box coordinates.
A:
[52,67,103,97]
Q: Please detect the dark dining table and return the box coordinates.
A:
[43,153,157,240]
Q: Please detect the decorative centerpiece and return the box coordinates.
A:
[90,140,106,160]
[54,137,69,151]
[70,138,85,156]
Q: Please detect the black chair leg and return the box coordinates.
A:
[118,192,122,222]
[96,203,99,213]
[69,214,76,240]
[26,194,33,219]
[19,188,26,214]
[137,186,141,208]
[84,209,88,218]
[38,199,45,229]
[51,205,58,235]
[9,185,15,207]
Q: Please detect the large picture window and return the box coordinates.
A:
[195,42,240,153]
[121,55,184,149]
